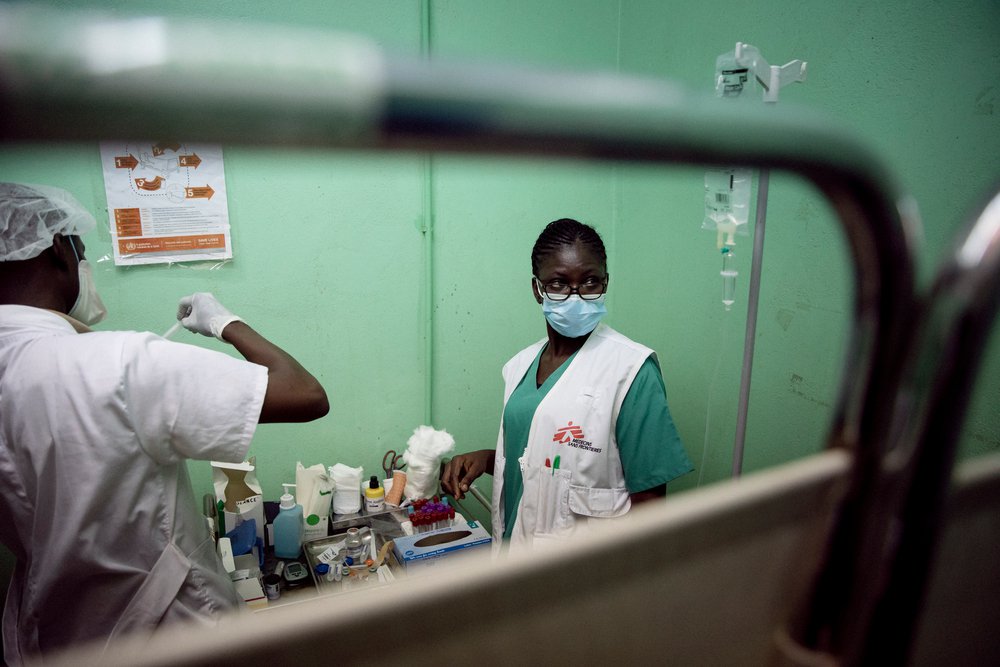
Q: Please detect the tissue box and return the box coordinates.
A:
[392,520,491,572]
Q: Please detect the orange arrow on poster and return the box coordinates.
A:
[135,176,164,191]
[178,153,201,168]
[114,154,138,169]
[152,142,181,157]
[185,185,215,200]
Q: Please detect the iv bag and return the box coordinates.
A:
[704,51,756,247]
[702,168,752,247]
[716,54,748,97]
[714,49,758,100]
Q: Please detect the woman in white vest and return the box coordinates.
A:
[441,218,693,551]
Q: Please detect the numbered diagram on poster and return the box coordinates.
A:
[99,142,233,266]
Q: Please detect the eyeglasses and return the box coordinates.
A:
[534,275,608,302]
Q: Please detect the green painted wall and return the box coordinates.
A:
[2,0,998,514]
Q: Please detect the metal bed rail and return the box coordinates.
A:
[852,187,1000,665]
[771,185,1000,665]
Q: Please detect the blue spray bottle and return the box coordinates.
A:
[273,483,304,559]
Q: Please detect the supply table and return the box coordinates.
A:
[253,505,485,611]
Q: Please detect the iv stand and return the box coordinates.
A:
[729,43,806,477]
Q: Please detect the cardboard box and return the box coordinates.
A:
[392,520,491,573]
[233,577,267,610]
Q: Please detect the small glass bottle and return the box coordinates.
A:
[345,527,366,564]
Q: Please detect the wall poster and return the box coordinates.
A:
[99,141,232,266]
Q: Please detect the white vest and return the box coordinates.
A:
[491,323,654,552]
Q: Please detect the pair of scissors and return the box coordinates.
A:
[382,449,404,479]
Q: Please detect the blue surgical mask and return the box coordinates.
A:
[541,294,606,338]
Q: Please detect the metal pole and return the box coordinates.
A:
[732,168,769,476]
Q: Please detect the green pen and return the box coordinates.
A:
[552,455,560,475]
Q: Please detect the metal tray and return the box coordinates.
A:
[302,508,410,594]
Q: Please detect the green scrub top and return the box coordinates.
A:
[502,347,693,539]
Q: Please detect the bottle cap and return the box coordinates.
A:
[279,483,295,510]
[369,475,379,489]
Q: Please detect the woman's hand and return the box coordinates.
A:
[440,449,495,500]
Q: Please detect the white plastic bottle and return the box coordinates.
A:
[273,484,304,559]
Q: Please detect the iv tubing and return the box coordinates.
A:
[699,312,732,487]
[731,169,769,477]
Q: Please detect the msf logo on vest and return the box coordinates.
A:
[552,421,602,453]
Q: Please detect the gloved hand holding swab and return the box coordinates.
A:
[161,302,194,339]
[161,321,182,339]
[176,293,243,341]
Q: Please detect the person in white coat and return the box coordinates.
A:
[0,182,329,664]
[441,218,692,551]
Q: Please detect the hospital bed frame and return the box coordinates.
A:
[1,6,997,665]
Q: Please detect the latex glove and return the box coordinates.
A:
[178,292,243,341]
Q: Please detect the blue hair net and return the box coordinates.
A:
[0,182,97,262]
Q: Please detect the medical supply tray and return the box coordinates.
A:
[302,507,410,593]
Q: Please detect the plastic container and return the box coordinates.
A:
[263,573,281,600]
[330,464,363,514]
[273,483,304,559]
[364,476,385,513]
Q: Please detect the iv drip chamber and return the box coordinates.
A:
[721,246,737,311]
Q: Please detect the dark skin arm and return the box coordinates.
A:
[441,449,667,504]
[630,483,667,504]
[220,320,329,423]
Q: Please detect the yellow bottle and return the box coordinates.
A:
[364,476,385,513]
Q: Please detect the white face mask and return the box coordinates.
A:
[67,241,107,325]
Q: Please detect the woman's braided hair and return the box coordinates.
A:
[531,218,607,276]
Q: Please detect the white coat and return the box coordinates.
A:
[491,323,653,553]
[0,306,268,664]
